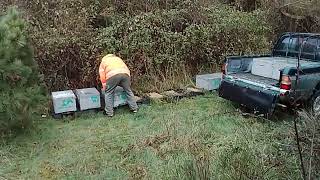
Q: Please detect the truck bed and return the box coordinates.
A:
[232,73,279,86]
[220,33,320,115]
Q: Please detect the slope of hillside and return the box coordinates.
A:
[0,94,300,179]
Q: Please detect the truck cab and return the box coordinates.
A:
[219,33,320,116]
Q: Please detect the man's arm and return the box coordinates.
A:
[99,63,107,91]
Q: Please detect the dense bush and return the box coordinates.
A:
[100,4,271,92]
[242,0,320,34]
[21,0,104,91]
[1,0,272,93]
[0,8,46,135]
[2,0,319,93]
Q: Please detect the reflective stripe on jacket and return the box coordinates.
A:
[99,54,130,84]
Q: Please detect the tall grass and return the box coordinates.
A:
[0,94,300,179]
[298,111,320,179]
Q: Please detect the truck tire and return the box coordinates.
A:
[311,90,320,118]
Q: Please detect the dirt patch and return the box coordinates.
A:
[128,164,147,180]
[144,133,171,151]
[39,161,66,179]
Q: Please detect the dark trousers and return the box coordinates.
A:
[104,74,138,115]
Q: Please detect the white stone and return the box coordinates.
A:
[162,90,183,97]
[186,87,204,93]
[147,93,164,100]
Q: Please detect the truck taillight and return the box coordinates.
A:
[221,63,227,75]
[280,75,291,90]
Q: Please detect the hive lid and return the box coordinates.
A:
[196,73,222,79]
[75,88,99,95]
[52,90,75,99]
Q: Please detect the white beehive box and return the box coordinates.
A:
[75,88,101,111]
[102,86,128,108]
[52,90,77,114]
[196,73,222,90]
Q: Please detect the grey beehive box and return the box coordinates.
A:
[114,87,128,107]
[75,88,101,111]
[101,86,128,108]
[196,73,222,90]
[52,90,77,114]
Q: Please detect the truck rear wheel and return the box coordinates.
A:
[311,91,320,118]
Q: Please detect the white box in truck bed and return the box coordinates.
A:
[251,57,318,80]
[251,58,273,79]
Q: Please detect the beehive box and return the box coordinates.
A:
[114,87,128,107]
[101,86,128,108]
[75,88,101,111]
[52,90,77,114]
[196,73,222,90]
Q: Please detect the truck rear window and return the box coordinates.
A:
[302,38,319,60]
[273,35,320,62]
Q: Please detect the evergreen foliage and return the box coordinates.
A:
[0,8,45,134]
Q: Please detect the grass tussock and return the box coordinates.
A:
[298,111,320,179]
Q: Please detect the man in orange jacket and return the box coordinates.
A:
[99,54,138,117]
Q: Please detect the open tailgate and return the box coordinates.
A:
[219,76,280,114]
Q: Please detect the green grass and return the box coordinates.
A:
[0,94,301,179]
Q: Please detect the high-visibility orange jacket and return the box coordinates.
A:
[99,54,130,85]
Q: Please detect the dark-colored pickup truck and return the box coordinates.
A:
[219,33,320,116]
